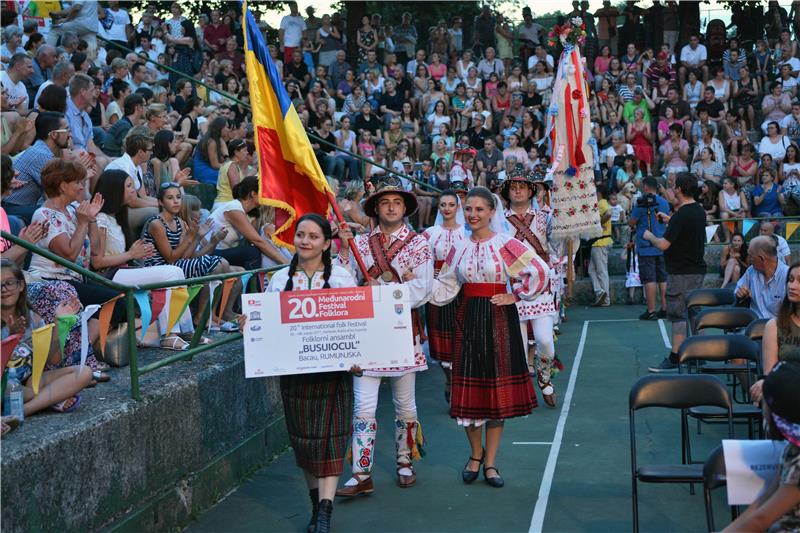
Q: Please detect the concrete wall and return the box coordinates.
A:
[1,346,288,533]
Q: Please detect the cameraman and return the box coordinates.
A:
[643,172,707,372]
[630,177,671,320]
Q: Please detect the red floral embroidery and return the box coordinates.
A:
[571,89,582,100]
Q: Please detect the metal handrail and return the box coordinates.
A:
[2,230,283,399]
[97,37,442,194]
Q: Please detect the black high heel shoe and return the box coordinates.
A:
[483,466,504,488]
[462,450,484,484]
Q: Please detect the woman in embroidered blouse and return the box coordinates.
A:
[422,190,467,403]
[429,187,548,489]
[255,213,358,533]
[29,159,127,326]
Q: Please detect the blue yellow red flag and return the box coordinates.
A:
[242,1,331,250]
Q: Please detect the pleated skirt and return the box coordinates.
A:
[450,294,537,421]
[426,291,461,365]
[280,371,353,477]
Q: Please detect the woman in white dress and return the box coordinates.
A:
[422,190,467,403]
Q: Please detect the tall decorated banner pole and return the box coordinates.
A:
[240,1,370,281]
[543,18,603,298]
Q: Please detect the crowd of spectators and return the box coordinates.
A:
[0,1,798,425]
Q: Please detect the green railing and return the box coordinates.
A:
[98,37,442,194]
[2,230,283,400]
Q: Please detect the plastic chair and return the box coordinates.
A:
[744,318,769,342]
[687,288,736,335]
[693,307,759,335]
[629,374,733,533]
[677,335,763,442]
[703,445,738,532]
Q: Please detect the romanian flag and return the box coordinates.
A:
[242,1,331,249]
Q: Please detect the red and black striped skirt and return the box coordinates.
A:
[450,283,537,421]
[426,290,461,365]
[280,371,353,477]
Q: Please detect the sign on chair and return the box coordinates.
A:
[722,439,787,505]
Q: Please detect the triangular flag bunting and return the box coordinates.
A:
[1,334,22,373]
[79,305,101,371]
[98,294,123,356]
[724,221,736,235]
[742,218,757,236]
[134,291,152,341]
[207,280,222,331]
[240,272,254,294]
[787,221,800,240]
[705,224,719,243]
[258,272,267,292]
[150,289,167,327]
[166,287,189,335]
[31,323,54,394]
[56,315,79,354]
[215,278,238,323]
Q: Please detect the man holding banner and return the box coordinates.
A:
[335,176,433,495]
[642,173,707,373]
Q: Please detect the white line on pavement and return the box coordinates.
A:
[513,442,553,445]
[528,320,590,533]
[658,319,672,349]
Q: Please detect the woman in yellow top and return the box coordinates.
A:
[215,139,252,208]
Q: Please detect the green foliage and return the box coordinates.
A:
[118,0,284,24]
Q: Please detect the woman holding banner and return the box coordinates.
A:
[261,213,358,533]
[428,187,549,488]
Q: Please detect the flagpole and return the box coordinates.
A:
[326,190,372,282]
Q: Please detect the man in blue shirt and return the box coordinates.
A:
[735,236,789,320]
[630,177,671,320]
[4,112,70,223]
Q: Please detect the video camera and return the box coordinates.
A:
[636,192,659,231]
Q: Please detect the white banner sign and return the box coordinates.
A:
[723,439,787,505]
[242,284,414,377]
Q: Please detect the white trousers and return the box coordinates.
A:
[520,314,556,382]
[353,373,417,421]
[112,265,194,336]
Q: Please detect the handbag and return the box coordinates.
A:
[94,323,131,368]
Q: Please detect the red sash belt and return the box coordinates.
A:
[463,283,507,298]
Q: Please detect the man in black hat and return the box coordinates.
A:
[500,168,559,407]
[335,176,433,495]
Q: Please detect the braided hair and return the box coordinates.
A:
[283,213,334,292]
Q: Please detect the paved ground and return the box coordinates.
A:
[185,305,735,533]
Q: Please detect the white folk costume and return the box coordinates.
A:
[449,144,476,188]
[422,223,467,369]
[335,176,433,494]
[430,231,550,426]
[500,169,560,407]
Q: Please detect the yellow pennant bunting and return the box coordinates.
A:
[787,221,800,241]
[31,323,54,394]
[98,294,123,356]
[166,285,203,334]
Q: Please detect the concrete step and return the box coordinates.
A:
[569,274,723,306]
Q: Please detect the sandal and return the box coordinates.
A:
[219,320,239,333]
[178,332,212,345]
[160,335,190,351]
[92,371,111,383]
[1,416,20,438]
[51,395,81,413]
[95,361,111,372]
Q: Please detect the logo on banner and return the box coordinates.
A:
[250,311,262,321]
[280,287,374,324]
[250,324,262,331]
[393,290,403,300]
[395,304,404,315]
